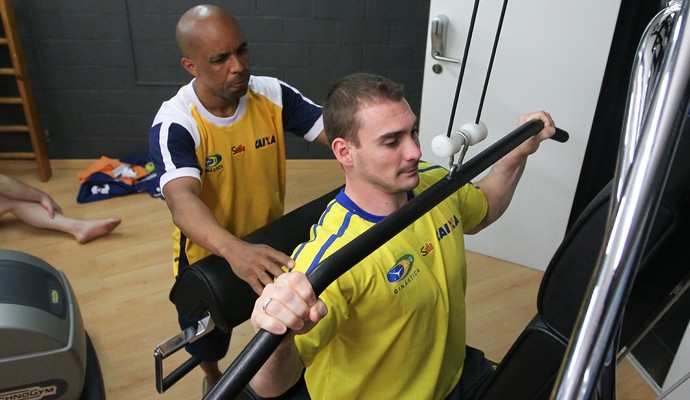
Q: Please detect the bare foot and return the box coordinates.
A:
[74,217,121,244]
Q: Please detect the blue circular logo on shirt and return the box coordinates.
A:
[387,254,414,283]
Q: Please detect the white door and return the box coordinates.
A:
[420,0,622,270]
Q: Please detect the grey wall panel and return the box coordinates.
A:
[10,0,429,159]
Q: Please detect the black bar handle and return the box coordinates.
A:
[205,119,566,399]
[553,127,569,143]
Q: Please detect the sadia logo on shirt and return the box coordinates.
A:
[205,154,224,173]
[387,254,414,283]
[232,144,246,155]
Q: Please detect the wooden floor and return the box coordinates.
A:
[0,160,656,399]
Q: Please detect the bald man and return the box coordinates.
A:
[147,4,328,392]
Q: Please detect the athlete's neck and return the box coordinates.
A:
[192,80,240,118]
[343,181,408,217]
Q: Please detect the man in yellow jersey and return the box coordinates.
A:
[147,5,328,392]
[249,73,557,399]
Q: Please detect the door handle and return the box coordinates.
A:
[430,14,460,63]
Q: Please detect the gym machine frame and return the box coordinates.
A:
[553,1,690,399]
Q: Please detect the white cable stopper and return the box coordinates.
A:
[430,121,488,158]
[459,121,488,145]
[431,133,464,158]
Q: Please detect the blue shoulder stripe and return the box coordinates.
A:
[292,199,336,260]
[305,211,353,275]
[294,204,354,276]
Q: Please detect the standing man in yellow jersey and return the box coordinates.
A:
[248,73,557,399]
[147,4,327,392]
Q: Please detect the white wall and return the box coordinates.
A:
[420,0,622,270]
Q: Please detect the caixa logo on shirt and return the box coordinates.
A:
[205,154,224,173]
[255,134,276,149]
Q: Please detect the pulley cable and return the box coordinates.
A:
[475,0,509,124]
[446,0,481,138]
[439,0,509,170]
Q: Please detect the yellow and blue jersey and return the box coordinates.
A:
[292,162,488,400]
[148,76,323,275]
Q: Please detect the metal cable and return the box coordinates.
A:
[475,0,509,124]
[446,0,481,137]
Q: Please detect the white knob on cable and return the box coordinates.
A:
[431,133,464,158]
[459,121,488,145]
[430,121,488,158]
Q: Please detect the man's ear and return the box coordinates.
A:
[332,138,353,166]
[181,57,198,77]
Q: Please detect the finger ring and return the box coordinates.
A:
[261,297,274,314]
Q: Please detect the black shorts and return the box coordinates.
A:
[445,346,497,400]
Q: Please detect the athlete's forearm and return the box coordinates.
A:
[249,337,304,398]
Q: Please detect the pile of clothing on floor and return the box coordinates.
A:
[76,156,162,203]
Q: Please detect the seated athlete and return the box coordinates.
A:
[248,73,557,399]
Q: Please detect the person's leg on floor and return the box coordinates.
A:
[1,195,120,243]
